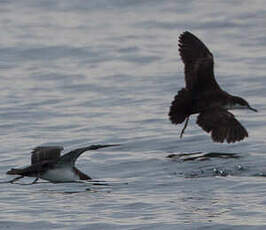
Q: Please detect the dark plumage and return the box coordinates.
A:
[169,31,257,143]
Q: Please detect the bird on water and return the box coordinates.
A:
[6,144,118,184]
[169,31,257,143]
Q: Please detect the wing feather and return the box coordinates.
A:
[31,146,63,164]
[178,31,220,91]
[196,108,248,143]
[57,144,119,167]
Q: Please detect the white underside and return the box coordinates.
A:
[41,168,79,182]
[225,104,248,110]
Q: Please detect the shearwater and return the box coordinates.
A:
[7,144,119,183]
[169,31,257,143]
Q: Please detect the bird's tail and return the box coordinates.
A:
[169,88,192,124]
[6,168,23,175]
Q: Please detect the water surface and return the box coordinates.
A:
[0,1,266,229]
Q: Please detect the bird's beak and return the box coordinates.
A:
[249,106,258,112]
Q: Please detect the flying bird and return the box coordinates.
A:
[169,31,257,143]
[7,144,119,183]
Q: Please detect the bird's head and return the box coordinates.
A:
[230,96,257,112]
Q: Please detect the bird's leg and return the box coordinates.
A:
[180,116,190,138]
[31,177,39,184]
[9,176,24,184]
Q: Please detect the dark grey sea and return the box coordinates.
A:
[0,0,266,229]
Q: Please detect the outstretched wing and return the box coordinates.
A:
[196,108,248,143]
[31,146,63,164]
[178,31,220,92]
[57,144,120,167]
